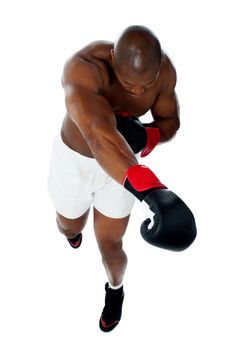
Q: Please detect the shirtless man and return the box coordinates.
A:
[48,25,196,332]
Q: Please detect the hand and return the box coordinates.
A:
[115,114,147,154]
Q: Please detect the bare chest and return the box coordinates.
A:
[103,79,159,117]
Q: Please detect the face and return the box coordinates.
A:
[111,50,161,97]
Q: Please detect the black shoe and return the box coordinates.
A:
[67,233,82,249]
[99,282,124,332]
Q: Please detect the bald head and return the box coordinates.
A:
[113,25,162,76]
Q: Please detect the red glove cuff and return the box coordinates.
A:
[140,127,160,157]
[114,110,132,118]
[122,165,167,191]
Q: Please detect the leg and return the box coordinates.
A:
[94,207,131,332]
[56,208,90,239]
[93,207,131,286]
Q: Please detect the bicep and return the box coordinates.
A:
[62,57,118,142]
[151,89,180,119]
[150,64,180,141]
[151,62,179,120]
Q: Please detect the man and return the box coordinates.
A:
[48,25,196,332]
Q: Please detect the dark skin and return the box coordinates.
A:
[56,40,180,286]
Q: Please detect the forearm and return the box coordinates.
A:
[88,131,138,184]
[145,117,180,143]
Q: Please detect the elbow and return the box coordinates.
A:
[169,117,180,140]
[160,118,180,143]
[83,127,101,151]
[173,115,180,133]
[83,126,109,154]
[86,135,103,153]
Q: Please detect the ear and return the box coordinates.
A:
[110,49,115,64]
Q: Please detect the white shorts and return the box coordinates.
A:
[47,135,136,219]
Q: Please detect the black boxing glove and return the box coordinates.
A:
[122,165,197,251]
[115,114,147,154]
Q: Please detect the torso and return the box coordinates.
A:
[60,41,170,157]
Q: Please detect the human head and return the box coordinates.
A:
[111,25,162,95]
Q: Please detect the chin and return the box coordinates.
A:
[127,92,144,98]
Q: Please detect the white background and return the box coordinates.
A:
[1,0,234,349]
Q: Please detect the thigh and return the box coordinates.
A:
[93,207,131,248]
[93,177,135,219]
[47,135,93,220]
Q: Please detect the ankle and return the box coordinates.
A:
[67,232,81,241]
[108,282,123,290]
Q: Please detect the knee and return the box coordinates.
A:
[56,217,79,239]
[55,210,89,239]
[98,238,123,259]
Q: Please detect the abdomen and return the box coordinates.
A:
[60,114,94,158]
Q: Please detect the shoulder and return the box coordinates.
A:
[78,40,113,56]
[62,41,113,93]
[160,51,177,92]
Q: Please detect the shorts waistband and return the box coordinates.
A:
[54,134,97,164]
[55,132,140,164]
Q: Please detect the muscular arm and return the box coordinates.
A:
[150,58,180,143]
[63,58,138,184]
